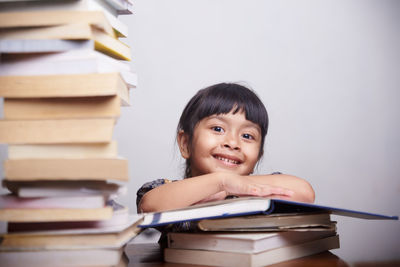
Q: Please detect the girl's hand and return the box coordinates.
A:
[220,173,294,198]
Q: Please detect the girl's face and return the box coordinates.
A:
[179,111,262,177]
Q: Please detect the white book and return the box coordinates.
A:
[0,39,94,53]
[3,180,126,198]
[165,235,340,267]
[7,210,139,235]
[0,194,106,209]
[0,0,129,36]
[0,50,136,87]
[167,230,336,254]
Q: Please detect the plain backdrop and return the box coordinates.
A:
[1,0,399,264]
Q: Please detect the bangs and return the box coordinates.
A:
[194,84,268,136]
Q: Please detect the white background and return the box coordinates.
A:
[1,0,399,264]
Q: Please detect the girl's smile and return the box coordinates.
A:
[180,110,262,177]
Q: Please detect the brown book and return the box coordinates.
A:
[4,96,121,120]
[0,73,129,105]
[0,24,131,60]
[4,158,129,181]
[0,216,143,250]
[0,118,115,144]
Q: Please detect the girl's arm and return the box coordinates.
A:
[138,172,314,213]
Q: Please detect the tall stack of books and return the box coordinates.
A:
[0,0,139,266]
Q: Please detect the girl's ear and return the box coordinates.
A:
[177,130,190,159]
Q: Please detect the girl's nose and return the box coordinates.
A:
[223,134,240,150]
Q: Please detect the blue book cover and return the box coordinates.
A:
[139,197,398,228]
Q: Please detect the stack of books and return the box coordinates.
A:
[0,0,138,266]
[139,197,398,267]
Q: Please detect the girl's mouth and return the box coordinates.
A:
[213,155,241,165]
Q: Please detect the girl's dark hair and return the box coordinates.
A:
[177,83,269,178]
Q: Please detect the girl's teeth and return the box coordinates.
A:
[216,156,239,164]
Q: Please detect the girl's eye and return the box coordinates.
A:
[242,133,254,140]
[212,126,224,133]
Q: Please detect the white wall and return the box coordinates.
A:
[116,0,400,262]
[0,0,399,263]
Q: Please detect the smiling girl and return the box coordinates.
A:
[137,83,315,214]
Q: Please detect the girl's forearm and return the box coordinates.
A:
[138,173,224,212]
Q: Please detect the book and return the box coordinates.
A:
[3,180,126,198]
[167,230,336,253]
[0,248,124,267]
[0,73,130,105]
[0,194,105,209]
[0,50,137,88]
[0,118,115,144]
[8,141,118,159]
[197,212,335,232]
[0,10,115,37]
[139,197,398,228]
[0,0,129,36]
[4,158,129,181]
[3,96,121,120]
[0,38,95,53]
[0,23,131,60]
[7,209,137,234]
[0,206,113,222]
[164,235,340,267]
[0,216,143,250]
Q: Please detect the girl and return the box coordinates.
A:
[137,83,315,214]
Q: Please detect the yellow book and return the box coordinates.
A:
[8,142,118,159]
[0,207,113,223]
[0,118,115,144]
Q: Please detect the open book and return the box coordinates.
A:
[139,197,398,228]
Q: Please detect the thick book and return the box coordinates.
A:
[4,96,121,120]
[3,180,126,198]
[167,230,336,254]
[198,212,335,232]
[4,158,129,181]
[0,23,131,60]
[0,215,143,250]
[164,235,340,267]
[0,50,137,88]
[8,141,118,159]
[0,0,130,36]
[0,194,105,209]
[139,197,398,228]
[0,118,115,144]
[0,248,125,267]
[0,72,130,105]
